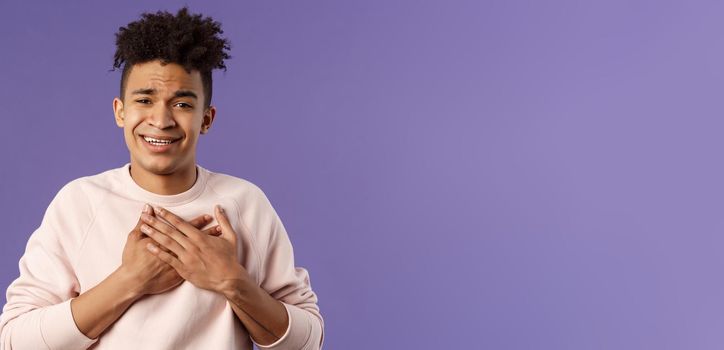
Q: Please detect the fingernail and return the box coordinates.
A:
[217,205,224,214]
[140,225,149,234]
[146,243,158,253]
[204,215,211,221]
[143,204,151,213]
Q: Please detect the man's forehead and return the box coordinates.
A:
[127,61,202,91]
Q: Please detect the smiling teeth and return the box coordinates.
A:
[143,136,175,145]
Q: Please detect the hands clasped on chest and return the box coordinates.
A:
[123,203,248,296]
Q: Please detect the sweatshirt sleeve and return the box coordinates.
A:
[0,181,98,350]
[246,189,325,350]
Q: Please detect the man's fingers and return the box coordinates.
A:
[202,225,222,237]
[131,204,155,240]
[153,207,203,240]
[142,238,177,258]
[214,205,236,235]
[214,205,240,244]
[179,213,216,236]
[188,214,212,230]
[146,243,183,271]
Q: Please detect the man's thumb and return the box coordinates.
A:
[214,205,237,242]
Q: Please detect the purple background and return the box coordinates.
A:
[1,0,723,348]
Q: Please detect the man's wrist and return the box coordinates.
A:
[218,265,253,301]
[112,266,145,302]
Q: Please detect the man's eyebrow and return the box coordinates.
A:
[173,90,198,100]
[131,88,156,95]
[130,88,198,100]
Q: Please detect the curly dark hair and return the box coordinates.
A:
[112,7,231,109]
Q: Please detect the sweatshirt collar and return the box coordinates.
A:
[120,162,209,206]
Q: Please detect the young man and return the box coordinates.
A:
[0,8,324,350]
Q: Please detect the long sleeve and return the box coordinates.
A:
[0,181,97,350]
[245,190,325,350]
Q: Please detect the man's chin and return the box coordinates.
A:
[134,158,181,176]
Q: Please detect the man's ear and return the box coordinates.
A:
[113,97,125,128]
[200,106,217,134]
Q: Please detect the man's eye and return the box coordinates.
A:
[136,99,151,104]
[175,102,193,109]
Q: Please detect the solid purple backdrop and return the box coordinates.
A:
[2,1,724,349]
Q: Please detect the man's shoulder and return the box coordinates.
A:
[204,167,266,198]
[51,165,125,206]
[202,167,279,213]
[39,166,124,224]
[60,165,124,194]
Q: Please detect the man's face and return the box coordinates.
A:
[113,60,215,176]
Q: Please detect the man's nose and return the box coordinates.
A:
[147,105,176,129]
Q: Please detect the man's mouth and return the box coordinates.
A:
[141,135,180,146]
[139,134,181,152]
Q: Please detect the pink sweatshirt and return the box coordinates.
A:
[0,163,324,349]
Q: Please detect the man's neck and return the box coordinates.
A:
[128,162,198,195]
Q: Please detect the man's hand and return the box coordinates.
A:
[140,205,249,293]
[120,204,221,296]
[142,205,292,346]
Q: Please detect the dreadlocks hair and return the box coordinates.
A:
[112,7,231,109]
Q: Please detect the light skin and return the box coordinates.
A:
[70,60,289,345]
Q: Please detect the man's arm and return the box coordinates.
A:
[0,182,99,349]
[244,211,324,350]
[69,267,142,339]
[68,207,153,339]
[219,266,290,345]
[245,191,324,350]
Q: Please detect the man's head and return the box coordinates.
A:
[113,7,230,109]
[111,7,230,177]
